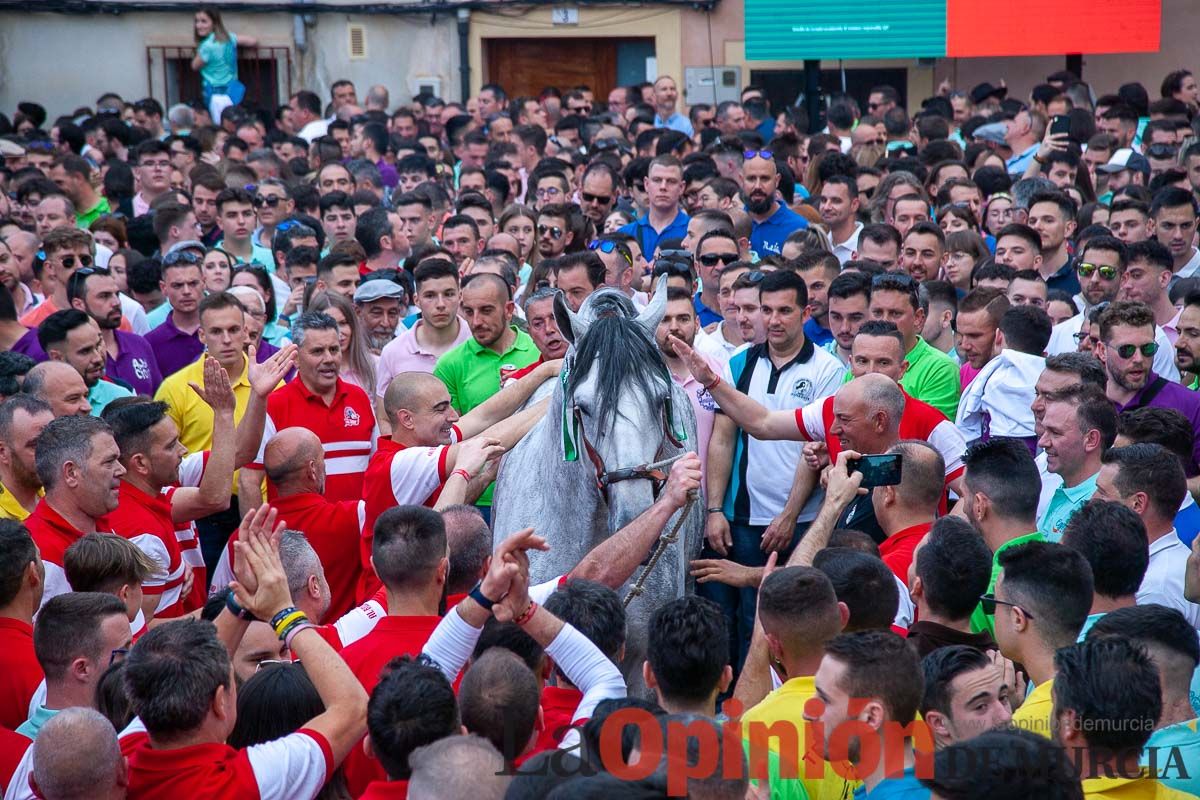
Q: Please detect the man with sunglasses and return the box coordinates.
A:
[742,151,808,258]
[535,203,575,261]
[1096,303,1200,466]
[992,541,1094,738]
[251,179,294,252]
[589,236,636,299]
[578,163,619,226]
[21,227,99,329]
[693,229,740,328]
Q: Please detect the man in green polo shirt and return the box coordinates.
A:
[48,155,110,229]
[868,273,960,419]
[435,273,540,509]
[960,439,1046,636]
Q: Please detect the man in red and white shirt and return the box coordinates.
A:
[120,512,369,800]
[240,313,378,504]
[359,365,555,600]
[670,322,967,496]
[23,416,123,609]
[0,522,44,732]
[101,359,237,620]
[212,428,365,621]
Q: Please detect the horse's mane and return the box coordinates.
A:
[566,294,669,430]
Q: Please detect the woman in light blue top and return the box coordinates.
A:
[191,6,257,120]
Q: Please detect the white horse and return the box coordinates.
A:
[492,280,702,692]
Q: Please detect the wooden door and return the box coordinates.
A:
[485,37,619,99]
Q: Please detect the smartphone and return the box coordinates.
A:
[1050,115,1072,138]
[846,454,903,488]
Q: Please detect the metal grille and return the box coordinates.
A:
[146,45,293,110]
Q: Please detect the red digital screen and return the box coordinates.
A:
[946,0,1161,57]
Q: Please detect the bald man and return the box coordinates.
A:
[485,233,523,262]
[212,427,365,620]
[358,367,555,599]
[21,362,92,417]
[30,707,127,800]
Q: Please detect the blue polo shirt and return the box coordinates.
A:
[749,203,809,257]
[654,112,694,137]
[619,209,689,260]
[694,293,722,327]
[1044,259,1080,296]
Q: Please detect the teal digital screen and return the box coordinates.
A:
[745,0,947,60]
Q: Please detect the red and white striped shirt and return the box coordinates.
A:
[249,377,379,504]
[102,481,188,619]
[357,426,460,601]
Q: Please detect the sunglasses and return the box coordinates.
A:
[1076,262,1119,280]
[58,254,94,269]
[1073,330,1101,347]
[253,195,283,208]
[538,224,564,240]
[588,240,632,264]
[109,647,129,666]
[1147,143,1179,160]
[698,252,740,268]
[1113,342,1159,359]
[743,150,774,161]
[163,250,202,266]
[581,192,612,205]
[978,594,1034,619]
[872,272,916,287]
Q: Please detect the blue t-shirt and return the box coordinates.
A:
[197,33,238,87]
[854,768,930,800]
[694,292,722,327]
[749,203,809,257]
[618,209,690,260]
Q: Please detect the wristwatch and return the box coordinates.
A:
[468,581,497,611]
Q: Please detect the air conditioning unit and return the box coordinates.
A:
[684,66,742,106]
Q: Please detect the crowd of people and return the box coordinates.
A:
[3,35,1200,799]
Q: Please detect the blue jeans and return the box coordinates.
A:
[696,519,807,676]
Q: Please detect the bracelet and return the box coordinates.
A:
[277,614,311,642]
[513,600,538,626]
[451,468,473,482]
[284,622,316,650]
[225,592,256,621]
[704,374,721,391]
[273,610,309,638]
[270,606,299,628]
[468,580,497,611]
[706,507,724,515]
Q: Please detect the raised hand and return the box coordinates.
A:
[229,505,293,621]
[666,335,718,388]
[189,355,236,413]
[229,505,285,598]
[248,342,297,398]
[827,450,867,509]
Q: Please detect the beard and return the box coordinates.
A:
[745,192,774,215]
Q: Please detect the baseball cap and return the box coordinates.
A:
[354,279,406,304]
[1097,148,1151,176]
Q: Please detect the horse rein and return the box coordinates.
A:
[574,405,687,495]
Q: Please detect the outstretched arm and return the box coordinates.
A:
[172,356,236,521]
[667,336,801,440]
[446,398,548,472]
[571,453,702,588]
[456,360,561,439]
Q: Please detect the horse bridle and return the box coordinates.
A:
[573,405,687,495]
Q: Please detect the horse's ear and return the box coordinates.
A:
[553,289,583,345]
[635,275,670,339]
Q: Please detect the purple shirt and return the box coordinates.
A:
[1114,371,1200,475]
[377,160,399,190]
[10,329,46,362]
[144,311,204,379]
[254,339,296,383]
[107,330,163,396]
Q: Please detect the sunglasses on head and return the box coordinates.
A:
[588,239,632,264]
[538,224,564,239]
[1076,261,1119,280]
[698,252,740,268]
[1113,342,1159,359]
[743,150,774,161]
[58,254,94,269]
[253,195,283,208]
[163,250,202,266]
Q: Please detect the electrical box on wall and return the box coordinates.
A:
[684,66,742,106]
[410,77,442,99]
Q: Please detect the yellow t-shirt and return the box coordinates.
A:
[1012,678,1055,739]
[1083,773,1199,800]
[0,482,41,522]
[741,676,860,800]
[154,355,255,493]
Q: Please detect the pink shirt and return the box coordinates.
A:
[375,318,470,398]
[671,353,719,497]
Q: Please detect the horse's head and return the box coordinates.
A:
[554,280,682,530]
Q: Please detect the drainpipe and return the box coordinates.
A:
[457,8,471,102]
